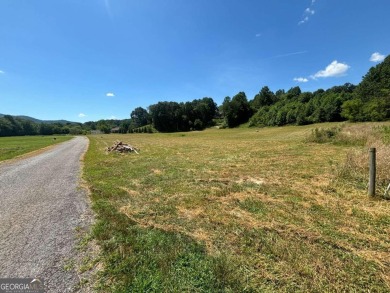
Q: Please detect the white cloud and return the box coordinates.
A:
[78,113,87,118]
[298,2,317,25]
[104,0,113,19]
[255,33,262,37]
[0,70,4,74]
[298,16,309,25]
[294,77,309,83]
[106,92,115,97]
[109,115,117,119]
[312,60,350,79]
[370,52,385,63]
[305,8,315,15]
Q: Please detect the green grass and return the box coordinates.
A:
[0,135,73,161]
[378,125,390,144]
[84,123,390,292]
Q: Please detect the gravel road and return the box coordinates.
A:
[0,136,91,292]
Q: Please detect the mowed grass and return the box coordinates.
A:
[84,124,390,292]
[0,135,73,161]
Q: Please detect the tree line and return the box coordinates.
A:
[136,55,389,131]
[0,55,388,136]
[247,55,389,127]
[0,115,86,137]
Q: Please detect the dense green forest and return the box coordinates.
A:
[0,115,130,137]
[0,55,389,137]
[247,55,389,127]
[0,115,84,136]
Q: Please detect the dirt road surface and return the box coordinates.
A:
[0,136,91,292]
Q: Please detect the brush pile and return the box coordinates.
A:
[106,141,139,154]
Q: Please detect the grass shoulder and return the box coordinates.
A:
[0,135,74,161]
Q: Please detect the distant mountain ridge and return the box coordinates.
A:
[0,113,78,125]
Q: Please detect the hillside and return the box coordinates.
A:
[0,114,76,125]
[342,55,390,122]
[0,114,83,136]
[247,55,389,128]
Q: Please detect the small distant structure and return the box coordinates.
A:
[90,130,103,135]
[111,126,120,133]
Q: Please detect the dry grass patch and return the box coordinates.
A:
[85,123,390,292]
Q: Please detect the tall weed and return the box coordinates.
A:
[377,125,390,144]
[335,124,390,196]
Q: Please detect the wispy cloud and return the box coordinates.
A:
[106,92,115,97]
[298,1,317,25]
[298,17,309,25]
[78,113,87,118]
[109,115,117,119]
[269,50,308,59]
[311,60,350,79]
[0,70,5,74]
[104,0,113,19]
[305,8,315,15]
[293,77,309,83]
[370,52,385,63]
[255,33,262,37]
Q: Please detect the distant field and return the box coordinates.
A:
[84,123,390,292]
[0,136,73,161]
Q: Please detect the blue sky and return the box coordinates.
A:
[0,0,389,122]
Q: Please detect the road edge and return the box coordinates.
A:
[72,136,102,292]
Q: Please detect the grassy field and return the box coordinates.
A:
[0,135,73,161]
[83,123,390,292]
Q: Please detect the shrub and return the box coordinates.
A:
[306,127,341,143]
